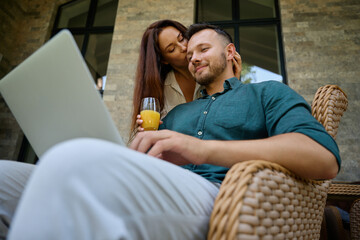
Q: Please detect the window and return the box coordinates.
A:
[196,0,286,84]
[53,0,118,88]
[18,0,118,163]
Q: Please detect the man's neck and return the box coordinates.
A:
[205,72,235,96]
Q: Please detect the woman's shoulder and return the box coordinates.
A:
[164,70,176,86]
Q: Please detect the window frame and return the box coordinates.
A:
[52,0,116,56]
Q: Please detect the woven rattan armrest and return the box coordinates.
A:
[328,182,360,197]
[208,160,330,240]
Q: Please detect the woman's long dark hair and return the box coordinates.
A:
[130,20,187,140]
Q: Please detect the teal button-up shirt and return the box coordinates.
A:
[160,77,340,183]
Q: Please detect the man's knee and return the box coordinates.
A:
[41,138,116,166]
[38,138,129,182]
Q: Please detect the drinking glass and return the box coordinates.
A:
[140,97,160,131]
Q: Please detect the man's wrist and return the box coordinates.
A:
[202,140,218,165]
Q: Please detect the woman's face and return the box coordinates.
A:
[158,26,188,69]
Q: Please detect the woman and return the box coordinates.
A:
[130,20,241,137]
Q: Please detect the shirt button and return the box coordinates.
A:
[197,131,203,136]
[212,96,216,100]
[203,111,208,115]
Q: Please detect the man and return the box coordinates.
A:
[7,24,340,240]
[132,24,339,180]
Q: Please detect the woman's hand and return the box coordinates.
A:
[136,114,163,132]
[233,51,242,80]
[136,114,144,132]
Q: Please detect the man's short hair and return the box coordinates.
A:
[186,23,233,46]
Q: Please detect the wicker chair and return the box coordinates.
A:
[350,198,360,239]
[208,85,348,240]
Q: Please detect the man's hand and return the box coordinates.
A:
[130,130,208,166]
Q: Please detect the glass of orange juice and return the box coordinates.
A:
[140,97,160,131]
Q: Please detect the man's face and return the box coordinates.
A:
[186,29,227,86]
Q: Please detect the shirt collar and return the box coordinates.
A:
[201,77,241,96]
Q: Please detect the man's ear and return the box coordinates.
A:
[225,43,236,61]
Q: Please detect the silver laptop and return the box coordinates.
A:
[0,29,125,158]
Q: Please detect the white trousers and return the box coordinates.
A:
[0,160,34,239]
[8,138,220,240]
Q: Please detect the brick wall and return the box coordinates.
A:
[104,0,194,144]
[0,0,69,160]
[279,0,360,181]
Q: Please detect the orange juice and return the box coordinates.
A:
[140,110,160,131]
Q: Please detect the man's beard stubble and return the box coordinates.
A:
[194,52,227,87]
